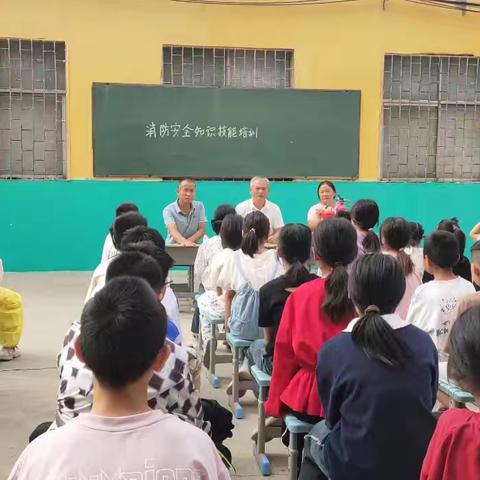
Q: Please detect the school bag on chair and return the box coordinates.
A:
[228,253,280,341]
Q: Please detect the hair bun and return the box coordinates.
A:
[365,305,381,314]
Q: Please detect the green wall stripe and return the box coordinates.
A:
[1,180,478,271]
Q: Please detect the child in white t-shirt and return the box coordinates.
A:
[100,203,140,263]
[217,211,283,324]
[191,205,236,338]
[194,204,236,286]
[86,211,147,301]
[407,231,475,354]
[8,277,229,480]
[405,221,425,278]
[197,213,243,359]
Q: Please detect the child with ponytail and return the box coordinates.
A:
[265,218,357,422]
[217,211,283,326]
[350,199,380,256]
[246,223,317,375]
[380,217,422,318]
[300,253,438,480]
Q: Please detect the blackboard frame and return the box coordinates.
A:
[92,83,361,180]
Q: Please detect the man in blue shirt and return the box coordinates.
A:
[163,178,207,246]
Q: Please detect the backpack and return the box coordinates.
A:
[228,253,280,340]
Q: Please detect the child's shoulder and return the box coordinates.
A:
[437,408,480,437]
[293,276,325,295]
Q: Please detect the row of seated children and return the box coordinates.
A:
[190,197,479,479]
[299,252,480,480]
[86,205,180,331]
[8,275,231,479]
[8,204,235,478]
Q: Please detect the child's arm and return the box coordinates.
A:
[406,289,436,345]
[223,290,235,330]
[316,344,341,429]
[470,222,480,241]
[188,222,206,244]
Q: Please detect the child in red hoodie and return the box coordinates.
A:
[421,305,480,480]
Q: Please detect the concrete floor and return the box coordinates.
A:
[0,272,289,479]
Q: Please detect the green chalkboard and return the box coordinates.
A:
[93,83,360,178]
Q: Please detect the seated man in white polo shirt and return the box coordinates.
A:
[236,176,284,243]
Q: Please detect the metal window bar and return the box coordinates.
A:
[162,45,293,89]
[0,38,66,179]
[382,54,480,182]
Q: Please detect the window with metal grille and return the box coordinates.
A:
[382,55,480,181]
[0,39,66,179]
[163,46,293,88]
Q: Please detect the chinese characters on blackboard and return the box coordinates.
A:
[145,122,259,140]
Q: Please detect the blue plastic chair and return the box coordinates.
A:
[226,333,254,419]
[284,414,314,480]
[203,313,232,388]
[438,379,475,408]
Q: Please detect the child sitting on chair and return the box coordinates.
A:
[9,277,229,480]
[245,223,316,376]
[197,213,243,364]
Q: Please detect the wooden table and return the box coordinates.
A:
[165,245,199,300]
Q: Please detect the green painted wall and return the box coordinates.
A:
[1,180,479,272]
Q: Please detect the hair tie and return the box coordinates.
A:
[334,261,343,267]
[365,305,380,314]
[250,227,256,234]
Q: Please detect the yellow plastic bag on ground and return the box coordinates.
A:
[0,287,23,348]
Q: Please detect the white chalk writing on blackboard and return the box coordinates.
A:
[145,122,259,140]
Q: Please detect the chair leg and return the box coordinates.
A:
[289,431,298,480]
[229,346,244,418]
[209,324,216,377]
[208,324,220,388]
[232,346,239,401]
[254,385,272,475]
[257,386,266,455]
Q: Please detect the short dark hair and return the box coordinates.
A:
[178,178,196,188]
[80,276,167,389]
[220,213,243,250]
[112,212,148,249]
[313,218,357,322]
[336,210,351,221]
[122,241,174,276]
[278,224,312,286]
[120,226,166,252]
[106,250,165,294]
[448,305,480,395]
[211,204,236,235]
[408,222,424,245]
[241,211,270,257]
[115,203,139,217]
[424,231,459,269]
[438,218,466,257]
[350,253,409,368]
